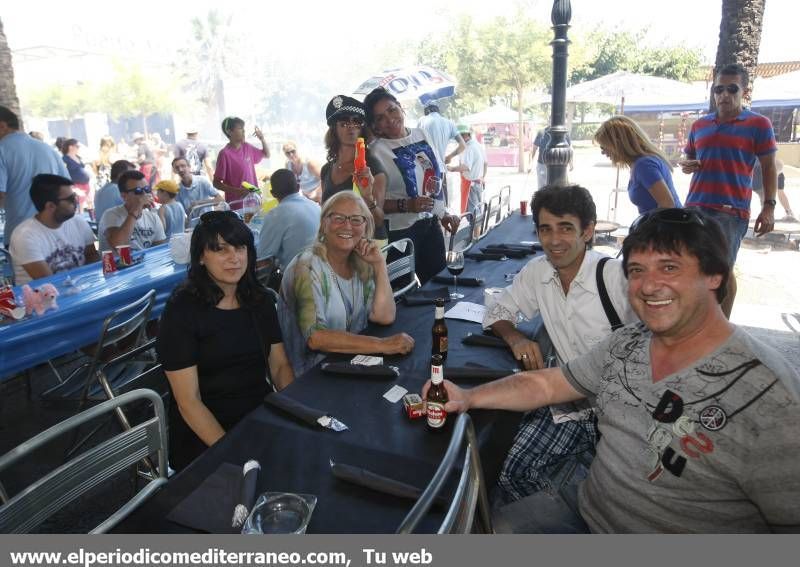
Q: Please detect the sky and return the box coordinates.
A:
[4,0,798,72]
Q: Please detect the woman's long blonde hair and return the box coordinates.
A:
[313,191,375,282]
[594,115,670,168]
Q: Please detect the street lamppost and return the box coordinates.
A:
[545,0,573,187]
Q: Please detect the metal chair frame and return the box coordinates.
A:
[396,413,493,534]
[0,389,168,534]
[41,289,156,400]
[498,185,512,218]
[381,238,421,299]
[448,212,475,253]
[482,193,504,235]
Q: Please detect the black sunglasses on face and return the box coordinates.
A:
[200,210,240,224]
[713,84,741,95]
[630,208,706,234]
[121,185,152,195]
[337,117,365,128]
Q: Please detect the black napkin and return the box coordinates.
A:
[402,286,451,306]
[264,391,327,426]
[444,366,515,381]
[320,362,399,379]
[465,252,506,261]
[166,462,243,533]
[495,243,540,252]
[481,246,529,258]
[330,461,448,509]
[231,460,260,529]
[431,275,484,287]
[461,333,509,349]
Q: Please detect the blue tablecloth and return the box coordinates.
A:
[0,244,187,381]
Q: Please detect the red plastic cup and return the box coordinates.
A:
[520,200,528,216]
[117,245,132,266]
[102,250,117,275]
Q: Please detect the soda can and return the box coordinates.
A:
[116,244,132,266]
[102,250,117,275]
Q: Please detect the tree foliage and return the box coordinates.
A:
[570,28,705,83]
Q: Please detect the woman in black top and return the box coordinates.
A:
[320,95,388,243]
[156,211,294,471]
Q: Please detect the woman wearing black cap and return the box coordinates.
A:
[363,88,459,285]
[320,95,388,246]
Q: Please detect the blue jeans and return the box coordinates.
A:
[491,450,592,534]
[690,206,749,265]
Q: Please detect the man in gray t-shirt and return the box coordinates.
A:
[426,207,800,533]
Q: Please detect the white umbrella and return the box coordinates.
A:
[353,66,456,105]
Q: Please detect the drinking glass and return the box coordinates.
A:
[446,250,465,299]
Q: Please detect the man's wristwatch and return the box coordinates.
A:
[764,199,777,206]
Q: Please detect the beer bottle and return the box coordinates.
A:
[431,298,448,362]
[426,354,448,431]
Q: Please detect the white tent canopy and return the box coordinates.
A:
[564,71,708,110]
[459,105,530,125]
[752,70,800,105]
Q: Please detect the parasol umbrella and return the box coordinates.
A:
[353,65,456,106]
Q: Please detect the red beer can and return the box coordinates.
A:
[116,244,132,266]
[102,250,118,275]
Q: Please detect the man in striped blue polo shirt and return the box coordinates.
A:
[680,63,777,318]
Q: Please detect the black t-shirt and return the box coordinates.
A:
[174,139,208,175]
[321,154,387,239]
[156,289,282,469]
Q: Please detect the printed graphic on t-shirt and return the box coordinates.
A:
[133,226,157,248]
[603,329,780,483]
[45,244,85,273]
[391,141,442,199]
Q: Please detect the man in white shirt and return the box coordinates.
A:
[418,103,466,171]
[448,124,487,215]
[9,173,99,285]
[98,170,166,251]
[482,185,637,532]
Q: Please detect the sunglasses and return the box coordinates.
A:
[121,185,152,195]
[630,208,706,234]
[200,210,240,224]
[326,213,368,227]
[284,149,297,156]
[712,84,741,95]
[337,117,365,128]
[54,193,78,204]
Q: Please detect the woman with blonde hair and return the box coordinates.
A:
[594,115,681,213]
[280,190,414,374]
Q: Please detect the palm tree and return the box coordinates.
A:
[0,16,22,127]
[711,0,766,110]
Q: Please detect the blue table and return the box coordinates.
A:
[0,244,187,381]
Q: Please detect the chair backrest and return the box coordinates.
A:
[0,247,14,287]
[256,256,281,291]
[483,193,503,234]
[187,201,230,228]
[0,389,168,534]
[473,203,489,241]
[99,289,156,351]
[381,238,421,299]
[396,413,492,534]
[498,185,512,218]
[448,212,475,253]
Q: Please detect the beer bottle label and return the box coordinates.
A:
[438,336,448,353]
[427,402,447,428]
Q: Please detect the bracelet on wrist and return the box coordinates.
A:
[397,199,407,213]
[367,200,377,210]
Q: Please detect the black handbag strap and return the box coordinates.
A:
[596,257,624,331]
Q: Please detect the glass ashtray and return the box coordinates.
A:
[241,492,317,534]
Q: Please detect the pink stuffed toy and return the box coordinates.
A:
[22,283,60,316]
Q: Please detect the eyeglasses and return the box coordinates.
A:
[120,185,152,195]
[326,213,368,226]
[336,117,365,128]
[284,149,297,157]
[54,193,78,204]
[712,84,741,95]
[629,208,706,234]
[200,210,240,224]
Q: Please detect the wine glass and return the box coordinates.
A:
[446,250,465,299]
